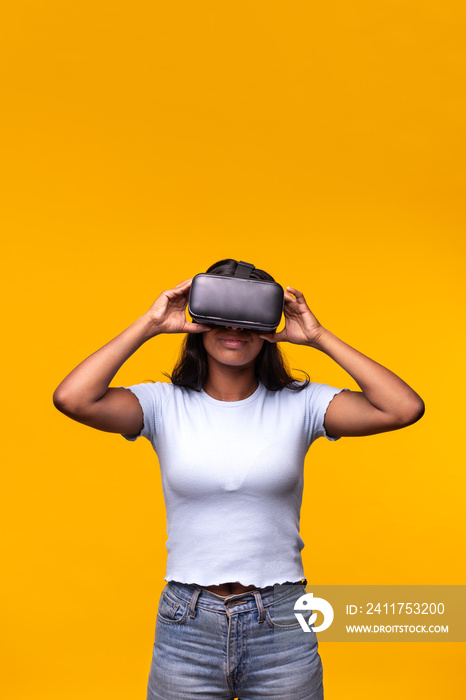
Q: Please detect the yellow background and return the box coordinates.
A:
[1,1,465,698]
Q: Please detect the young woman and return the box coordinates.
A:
[53,259,424,700]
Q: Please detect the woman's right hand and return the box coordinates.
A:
[144,279,212,336]
[53,278,211,435]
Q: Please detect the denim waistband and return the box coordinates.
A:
[165,579,307,622]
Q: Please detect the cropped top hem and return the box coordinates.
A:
[164,575,307,588]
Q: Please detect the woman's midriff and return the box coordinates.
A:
[202,582,258,597]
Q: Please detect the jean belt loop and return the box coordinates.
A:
[252,590,266,623]
[188,586,202,618]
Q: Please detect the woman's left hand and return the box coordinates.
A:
[262,286,425,438]
[260,287,325,347]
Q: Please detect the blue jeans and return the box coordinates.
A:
[147,580,324,699]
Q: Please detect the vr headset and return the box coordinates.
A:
[188,261,284,332]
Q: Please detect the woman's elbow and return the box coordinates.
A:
[396,396,425,428]
[53,387,69,414]
[53,386,81,417]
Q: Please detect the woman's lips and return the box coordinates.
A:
[219,336,248,348]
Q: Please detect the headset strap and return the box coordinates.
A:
[234,261,255,278]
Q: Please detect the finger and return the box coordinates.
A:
[175,278,193,288]
[286,286,306,301]
[163,280,193,300]
[185,322,212,333]
[259,330,287,343]
[284,291,298,304]
[259,333,277,343]
[171,279,193,293]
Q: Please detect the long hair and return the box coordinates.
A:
[167,259,309,392]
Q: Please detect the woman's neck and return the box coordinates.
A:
[203,362,258,402]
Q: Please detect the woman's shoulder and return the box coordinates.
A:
[123,379,179,403]
[268,380,346,405]
[271,379,337,394]
[135,380,201,400]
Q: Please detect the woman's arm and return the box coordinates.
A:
[260,287,425,438]
[53,279,210,435]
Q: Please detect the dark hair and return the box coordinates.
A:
[167,259,309,392]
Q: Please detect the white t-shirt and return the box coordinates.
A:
[122,380,345,587]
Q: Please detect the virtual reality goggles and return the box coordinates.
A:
[188,261,284,332]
